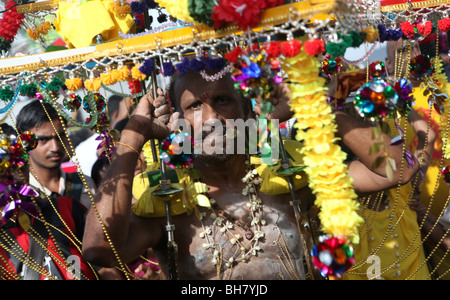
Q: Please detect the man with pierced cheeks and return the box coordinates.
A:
[82,67,420,280]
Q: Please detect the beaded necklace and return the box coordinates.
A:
[197,162,266,277]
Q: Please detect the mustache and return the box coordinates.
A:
[198,126,238,141]
[46,151,64,159]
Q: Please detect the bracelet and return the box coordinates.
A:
[117,142,141,156]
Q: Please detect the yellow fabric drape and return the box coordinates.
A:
[344,183,430,280]
[132,139,308,218]
[53,0,134,48]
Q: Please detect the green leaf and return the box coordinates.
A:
[379,121,390,134]
[369,142,382,155]
[372,156,385,170]
[372,126,380,139]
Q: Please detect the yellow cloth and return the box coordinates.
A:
[132,139,309,218]
[53,0,134,48]
[132,162,207,218]
[344,85,450,280]
[252,139,308,195]
[344,183,430,280]
[407,87,450,279]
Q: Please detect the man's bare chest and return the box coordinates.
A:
[159,195,307,280]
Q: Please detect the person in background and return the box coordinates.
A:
[16,100,96,210]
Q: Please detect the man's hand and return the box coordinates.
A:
[123,88,180,144]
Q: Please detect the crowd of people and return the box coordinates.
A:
[0,37,449,280]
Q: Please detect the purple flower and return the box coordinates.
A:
[378,24,402,42]
[145,0,158,9]
[176,57,191,75]
[139,58,155,76]
[162,61,176,76]
[0,182,39,225]
[203,56,226,70]
[189,58,205,72]
[130,1,147,14]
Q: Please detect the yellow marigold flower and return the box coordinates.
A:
[26,28,39,40]
[109,67,131,83]
[84,78,102,92]
[38,21,52,35]
[65,78,83,91]
[115,66,130,82]
[100,72,117,86]
[362,27,379,43]
[131,66,147,81]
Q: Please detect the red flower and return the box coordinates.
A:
[438,18,450,32]
[281,40,302,58]
[225,46,245,63]
[0,0,25,41]
[400,21,415,38]
[303,38,325,56]
[417,20,432,36]
[211,0,265,30]
[263,41,281,59]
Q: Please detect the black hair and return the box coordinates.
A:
[0,123,16,136]
[16,100,65,133]
[107,95,123,119]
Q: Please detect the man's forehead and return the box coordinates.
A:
[177,74,234,95]
[30,120,62,134]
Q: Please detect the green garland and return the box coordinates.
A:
[32,78,98,129]
[325,31,365,58]
[188,0,216,26]
[0,86,14,102]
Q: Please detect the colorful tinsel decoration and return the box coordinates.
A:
[391,78,414,117]
[311,235,355,280]
[83,93,106,114]
[354,80,399,121]
[369,61,386,80]
[321,55,342,82]
[0,132,38,176]
[63,93,82,112]
[0,180,40,228]
[159,131,194,169]
[230,44,282,101]
[410,54,433,80]
[442,165,450,184]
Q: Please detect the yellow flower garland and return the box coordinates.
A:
[282,50,364,244]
